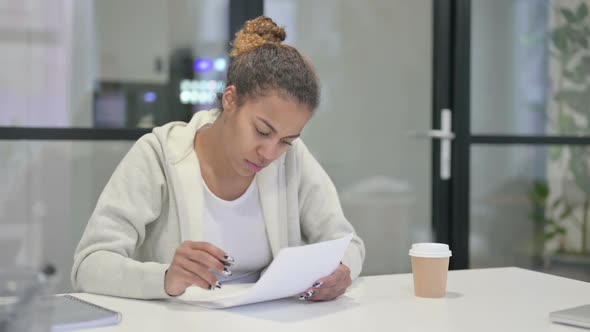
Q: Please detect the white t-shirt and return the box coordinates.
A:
[201,178,272,284]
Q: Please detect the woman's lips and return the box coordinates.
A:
[245,160,263,173]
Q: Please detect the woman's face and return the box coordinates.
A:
[221,87,312,177]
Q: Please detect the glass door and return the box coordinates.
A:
[449,0,590,281]
[266,0,445,275]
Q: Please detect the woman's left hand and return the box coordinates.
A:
[298,263,352,301]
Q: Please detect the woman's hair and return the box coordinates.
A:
[219,16,319,111]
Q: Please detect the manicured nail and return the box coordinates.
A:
[298,290,315,300]
[223,260,234,267]
[215,281,222,289]
[312,282,323,288]
[224,254,235,263]
[223,267,232,276]
[208,285,216,291]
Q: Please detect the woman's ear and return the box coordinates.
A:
[222,86,238,112]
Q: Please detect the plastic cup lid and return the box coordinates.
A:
[409,243,452,258]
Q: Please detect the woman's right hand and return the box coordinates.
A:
[164,241,234,296]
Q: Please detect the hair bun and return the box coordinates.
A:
[230,16,286,58]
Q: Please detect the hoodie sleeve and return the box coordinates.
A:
[71,135,172,299]
[296,142,366,280]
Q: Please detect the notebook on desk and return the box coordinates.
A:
[550,304,590,329]
[51,295,121,332]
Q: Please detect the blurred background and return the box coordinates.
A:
[0,0,589,294]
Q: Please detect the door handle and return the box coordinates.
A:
[430,109,453,180]
[408,109,454,180]
[424,129,455,140]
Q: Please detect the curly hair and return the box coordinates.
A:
[219,16,320,111]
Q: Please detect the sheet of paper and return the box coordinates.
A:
[176,233,353,309]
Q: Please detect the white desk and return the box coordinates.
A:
[75,267,590,331]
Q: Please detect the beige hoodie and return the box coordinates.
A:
[71,109,365,299]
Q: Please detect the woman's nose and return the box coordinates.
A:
[257,141,280,161]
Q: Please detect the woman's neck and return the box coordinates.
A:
[194,120,253,198]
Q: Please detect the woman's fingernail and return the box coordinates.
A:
[223,267,232,276]
[215,281,222,289]
[298,290,315,300]
[224,254,235,263]
[223,260,234,267]
[312,282,323,288]
[208,285,216,291]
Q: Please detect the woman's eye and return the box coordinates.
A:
[281,140,293,146]
[256,128,270,136]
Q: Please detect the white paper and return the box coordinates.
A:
[176,233,353,309]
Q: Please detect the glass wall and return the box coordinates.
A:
[0,0,232,293]
[470,0,590,281]
[0,0,229,129]
[471,0,549,136]
[0,141,134,292]
[470,145,590,282]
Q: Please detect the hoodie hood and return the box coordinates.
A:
[150,109,221,242]
[152,109,221,166]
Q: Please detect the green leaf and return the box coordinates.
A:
[564,55,590,84]
[563,51,576,65]
[577,2,589,20]
[559,205,573,220]
[569,28,590,49]
[544,229,560,240]
[533,181,549,200]
[530,211,547,224]
[559,112,577,134]
[569,147,590,195]
[563,69,585,84]
[546,218,557,227]
[561,8,578,23]
[552,28,569,53]
[555,89,590,113]
[551,197,563,209]
[529,192,544,206]
[575,30,589,48]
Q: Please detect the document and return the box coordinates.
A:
[176,233,353,309]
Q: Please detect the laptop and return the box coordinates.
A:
[550,304,590,329]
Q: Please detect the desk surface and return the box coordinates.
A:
[75,267,590,332]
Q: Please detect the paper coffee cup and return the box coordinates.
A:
[409,243,452,298]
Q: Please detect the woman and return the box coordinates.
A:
[71,16,364,302]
